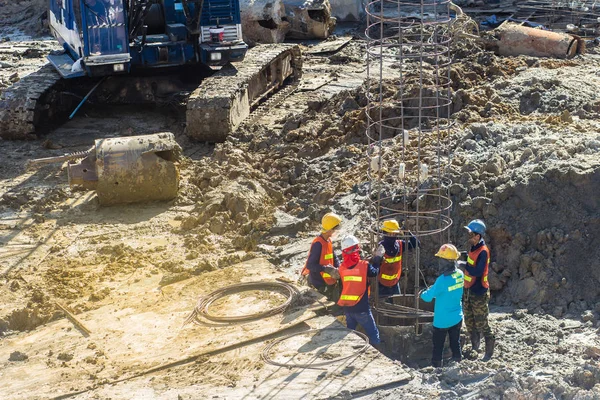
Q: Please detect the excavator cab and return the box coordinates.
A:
[48,0,132,77]
[47,0,248,79]
[82,0,132,75]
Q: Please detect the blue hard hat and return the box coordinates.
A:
[465,219,486,235]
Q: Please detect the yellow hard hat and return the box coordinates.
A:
[321,212,342,232]
[435,244,460,260]
[381,219,401,234]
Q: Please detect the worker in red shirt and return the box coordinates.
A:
[336,235,384,345]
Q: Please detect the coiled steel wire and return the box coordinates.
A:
[186,281,300,325]
[261,328,370,368]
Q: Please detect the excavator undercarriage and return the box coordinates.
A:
[0,44,302,142]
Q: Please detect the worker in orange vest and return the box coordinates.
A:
[377,219,419,299]
[462,219,495,361]
[301,212,342,302]
[337,235,384,345]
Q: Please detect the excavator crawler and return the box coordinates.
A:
[0,0,302,141]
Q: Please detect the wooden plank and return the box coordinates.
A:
[306,37,352,54]
[55,302,92,337]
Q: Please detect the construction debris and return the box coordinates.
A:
[284,0,336,40]
[240,0,289,45]
[66,132,181,205]
[240,0,335,44]
[488,22,585,59]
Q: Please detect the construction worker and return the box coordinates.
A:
[337,235,384,345]
[301,212,342,302]
[463,219,495,361]
[377,219,419,299]
[420,244,464,368]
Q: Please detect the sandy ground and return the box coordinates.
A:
[1,1,600,399]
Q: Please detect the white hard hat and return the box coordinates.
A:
[341,235,360,251]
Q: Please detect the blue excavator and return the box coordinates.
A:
[0,0,301,141]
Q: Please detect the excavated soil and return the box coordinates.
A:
[1,6,600,400]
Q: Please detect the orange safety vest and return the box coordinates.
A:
[464,245,490,289]
[378,240,403,287]
[337,260,369,307]
[301,236,338,285]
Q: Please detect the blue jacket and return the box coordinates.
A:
[420,267,464,329]
[305,239,340,288]
[465,239,489,296]
[342,257,381,314]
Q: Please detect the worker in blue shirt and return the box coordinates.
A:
[420,243,464,368]
[462,219,495,361]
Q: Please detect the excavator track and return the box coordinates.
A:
[0,64,62,140]
[186,43,302,142]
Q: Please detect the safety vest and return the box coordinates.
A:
[378,240,403,287]
[464,245,490,289]
[337,260,369,307]
[301,236,338,285]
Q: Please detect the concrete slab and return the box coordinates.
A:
[66,316,413,399]
[0,258,324,399]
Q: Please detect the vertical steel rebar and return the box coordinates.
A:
[365,0,455,331]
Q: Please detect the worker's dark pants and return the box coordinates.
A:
[378,282,400,304]
[432,320,462,364]
[345,309,381,345]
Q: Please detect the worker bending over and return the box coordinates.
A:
[463,219,495,361]
[337,235,384,345]
[377,219,419,299]
[301,212,342,302]
[420,244,464,368]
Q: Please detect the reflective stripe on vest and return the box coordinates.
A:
[337,260,369,307]
[464,244,490,289]
[343,276,363,282]
[378,240,403,287]
[384,255,402,263]
[448,271,464,291]
[301,236,338,285]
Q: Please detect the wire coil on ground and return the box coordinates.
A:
[261,328,370,368]
[188,281,299,325]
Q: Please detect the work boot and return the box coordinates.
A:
[432,359,443,368]
[470,331,481,352]
[482,337,495,361]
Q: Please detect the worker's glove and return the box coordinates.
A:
[374,244,385,259]
[322,266,340,280]
[457,260,467,269]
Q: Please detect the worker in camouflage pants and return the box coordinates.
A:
[462,219,495,361]
[463,290,494,345]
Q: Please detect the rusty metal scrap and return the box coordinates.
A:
[489,22,585,59]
